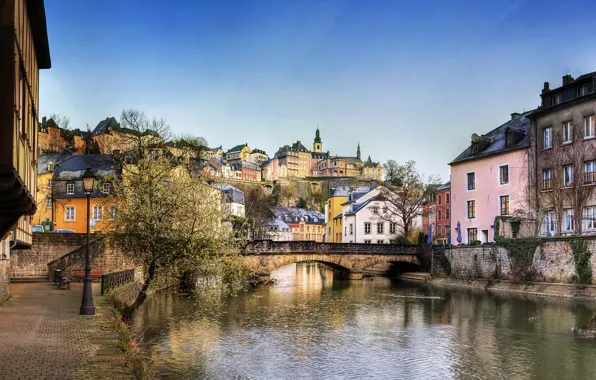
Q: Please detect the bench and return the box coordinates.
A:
[74,271,103,282]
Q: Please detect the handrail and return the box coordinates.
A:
[101,268,135,295]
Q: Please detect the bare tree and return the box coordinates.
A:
[48,113,70,130]
[377,160,441,238]
[117,109,171,159]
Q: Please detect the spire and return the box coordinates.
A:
[357,142,361,160]
[314,127,321,143]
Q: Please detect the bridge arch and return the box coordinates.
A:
[240,253,356,274]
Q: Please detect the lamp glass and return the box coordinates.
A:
[82,168,95,193]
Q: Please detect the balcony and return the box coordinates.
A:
[542,179,553,190]
[584,172,596,185]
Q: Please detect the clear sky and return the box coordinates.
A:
[40,0,596,180]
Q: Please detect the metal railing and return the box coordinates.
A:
[542,179,553,190]
[101,268,135,295]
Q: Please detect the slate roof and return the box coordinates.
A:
[226,144,248,154]
[53,154,119,181]
[333,156,363,164]
[38,153,73,175]
[215,184,245,205]
[265,217,291,232]
[436,181,451,191]
[230,161,259,170]
[92,117,120,136]
[273,207,325,225]
[449,112,532,165]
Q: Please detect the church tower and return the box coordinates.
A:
[357,142,361,160]
[313,128,322,152]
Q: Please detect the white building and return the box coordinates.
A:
[261,217,292,241]
[217,184,245,217]
[341,186,422,243]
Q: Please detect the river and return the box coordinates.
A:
[134,262,596,379]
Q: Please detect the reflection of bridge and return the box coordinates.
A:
[241,241,425,281]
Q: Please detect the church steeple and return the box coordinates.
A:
[357,142,361,160]
[313,127,322,152]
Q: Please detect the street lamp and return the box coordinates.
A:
[80,167,96,316]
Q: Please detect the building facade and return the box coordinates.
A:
[230,161,261,182]
[434,182,451,244]
[225,144,251,163]
[531,73,596,236]
[450,112,531,244]
[273,207,325,242]
[324,186,350,242]
[33,153,72,226]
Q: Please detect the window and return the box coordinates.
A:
[584,207,595,231]
[93,205,102,220]
[446,209,450,219]
[48,162,54,171]
[102,183,111,194]
[563,209,575,232]
[467,200,476,219]
[467,172,475,191]
[553,93,562,105]
[47,179,52,188]
[383,206,388,214]
[390,223,396,234]
[376,240,384,244]
[438,210,442,220]
[364,240,371,244]
[344,227,347,236]
[543,169,553,190]
[349,223,353,235]
[499,165,509,185]
[377,223,384,234]
[505,129,515,147]
[467,228,478,243]
[438,225,442,236]
[66,183,75,194]
[543,127,552,149]
[19,68,24,135]
[371,206,379,214]
[562,121,573,143]
[438,195,442,205]
[563,165,574,187]
[500,195,510,216]
[65,206,75,221]
[446,224,450,235]
[364,222,371,234]
[446,193,450,204]
[543,211,555,236]
[585,161,596,184]
[578,84,589,97]
[45,198,52,208]
[585,115,595,138]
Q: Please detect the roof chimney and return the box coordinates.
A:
[562,74,574,86]
[42,116,47,124]
[542,82,550,94]
[511,112,521,120]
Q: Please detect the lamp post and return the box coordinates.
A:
[80,167,96,315]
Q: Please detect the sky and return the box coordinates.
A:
[40,0,596,180]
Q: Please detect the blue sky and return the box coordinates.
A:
[40,0,596,180]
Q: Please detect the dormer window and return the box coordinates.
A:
[505,129,515,147]
[553,93,562,105]
[471,142,480,154]
[578,84,589,97]
[66,183,75,195]
[48,162,54,171]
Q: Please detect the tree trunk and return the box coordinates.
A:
[121,264,156,320]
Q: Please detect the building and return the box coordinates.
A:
[362,155,383,181]
[210,146,224,161]
[225,144,251,163]
[230,161,261,182]
[434,182,451,244]
[422,190,436,242]
[325,186,350,242]
[208,157,233,178]
[37,117,66,153]
[450,112,532,244]
[531,73,596,236]
[34,153,73,226]
[260,217,292,241]
[52,154,119,233]
[273,207,325,242]
[248,148,269,165]
[310,128,329,173]
[275,141,312,178]
[262,157,288,182]
[0,0,51,267]
[217,184,245,217]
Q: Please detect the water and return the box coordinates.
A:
[134,263,596,379]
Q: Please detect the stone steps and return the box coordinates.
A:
[399,272,431,282]
[10,276,49,283]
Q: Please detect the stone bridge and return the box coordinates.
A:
[240,241,424,280]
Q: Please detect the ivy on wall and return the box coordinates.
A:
[496,237,542,282]
[569,239,593,285]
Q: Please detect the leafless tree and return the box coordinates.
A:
[117,109,171,159]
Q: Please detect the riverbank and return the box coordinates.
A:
[428,276,596,301]
[0,283,134,379]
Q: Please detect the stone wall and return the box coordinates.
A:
[434,237,596,284]
[0,259,9,303]
[10,233,91,278]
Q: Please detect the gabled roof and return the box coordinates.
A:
[53,154,119,181]
[449,111,532,165]
[273,207,325,225]
[92,117,120,136]
[226,144,248,154]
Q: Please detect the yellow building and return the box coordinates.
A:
[0,0,51,256]
[225,144,251,163]
[325,187,349,242]
[34,153,72,226]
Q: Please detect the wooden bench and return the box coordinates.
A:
[74,271,103,282]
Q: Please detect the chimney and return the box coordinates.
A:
[371,179,378,190]
[542,82,550,94]
[42,116,47,124]
[511,112,521,120]
[562,74,574,86]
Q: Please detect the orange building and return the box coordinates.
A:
[37,117,66,153]
[51,154,119,232]
[272,207,325,242]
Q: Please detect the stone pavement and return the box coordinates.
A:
[0,282,134,380]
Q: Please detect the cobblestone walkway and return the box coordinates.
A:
[0,283,133,380]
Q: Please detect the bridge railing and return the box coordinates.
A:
[242,240,421,256]
[101,268,136,295]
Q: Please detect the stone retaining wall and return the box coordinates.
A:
[0,260,9,303]
[435,238,596,284]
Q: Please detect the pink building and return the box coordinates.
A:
[450,112,531,244]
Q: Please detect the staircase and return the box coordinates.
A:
[10,276,49,283]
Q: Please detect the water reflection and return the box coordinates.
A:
[134,262,596,380]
